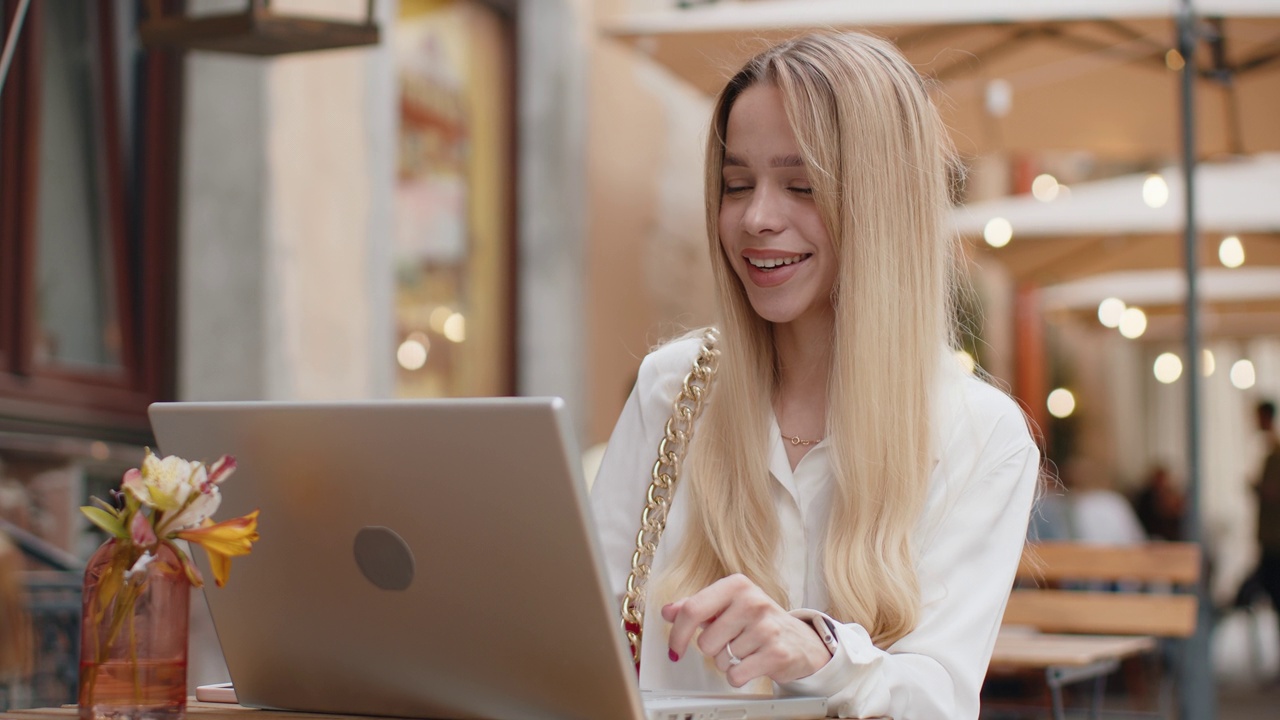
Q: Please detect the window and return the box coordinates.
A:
[0,1,181,442]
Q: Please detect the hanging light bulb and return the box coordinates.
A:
[1230,359,1256,389]
[1153,353,1183,384]
[1219,236,1245,268]
[984,217,1013,248]
[1118,307,1148,339]
[1047,388,1076,419]
[1031,174,1060,202]
[1097,298,1126,328]
[1143,174,1169,208]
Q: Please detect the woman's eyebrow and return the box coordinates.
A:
[722,153,805,169]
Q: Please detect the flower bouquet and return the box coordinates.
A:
[78,450,260,720]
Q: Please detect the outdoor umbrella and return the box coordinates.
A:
[606,0,1280,158]
[956,156,1280,387]
[1035,267,1280,340]
[956,153,1280,286]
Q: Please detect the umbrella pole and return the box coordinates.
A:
[1177,1,1216,718]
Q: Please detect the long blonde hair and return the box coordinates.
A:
[665,32,960,648]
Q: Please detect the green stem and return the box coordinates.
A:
[129,599,140,705]
[83,546,148,705]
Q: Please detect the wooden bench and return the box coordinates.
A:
[987,541,1201,720]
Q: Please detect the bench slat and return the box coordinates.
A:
[1018,542,1200,584]
[991,631,1157,668]
[1003,589,1198,638]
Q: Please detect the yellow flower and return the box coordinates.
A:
[176,510,260,588]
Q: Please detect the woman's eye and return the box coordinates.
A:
[790,186,814,195]
[724,185,752,195]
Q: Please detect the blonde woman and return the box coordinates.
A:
[591,32,1039,718]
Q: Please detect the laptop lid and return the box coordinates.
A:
[150,399,826,720]
[150,398,648,720]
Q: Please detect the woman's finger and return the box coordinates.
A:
[723,648,764,688]
[694,604,750,658]
[664,594,727,661]
[713,629,764,674]
[664,575,754,660]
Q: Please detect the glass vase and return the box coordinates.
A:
[78,539,189,720]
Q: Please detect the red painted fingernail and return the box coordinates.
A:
[669,649,679,662]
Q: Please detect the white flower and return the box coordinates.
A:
[161,487,223,533]
[124,550,156,580]
[123,449,206,512]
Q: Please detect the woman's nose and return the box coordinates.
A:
[742,186,784,235]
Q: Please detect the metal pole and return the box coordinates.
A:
[0,0,32,99]
[1177,1,1216,718]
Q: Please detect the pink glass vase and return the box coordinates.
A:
[78,539,189,720]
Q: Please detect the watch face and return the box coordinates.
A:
[810,615,838,655]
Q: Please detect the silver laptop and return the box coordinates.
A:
[149,399,826,720]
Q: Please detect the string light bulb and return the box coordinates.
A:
[1219,236,1244,268]
[984,217,1013,248]
[1097,297,1126,328]
[1153,352,1183,384]
[1047,388,1076,419]
[1143,174,1169,208]
[1118,307,1148,339]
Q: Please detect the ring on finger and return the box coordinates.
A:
[725,642,742,667]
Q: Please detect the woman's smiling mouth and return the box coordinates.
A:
[746,253,810,270]
[742,252,812,288]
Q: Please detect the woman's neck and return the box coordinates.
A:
[772,315,833,456]
[774,323,830,394]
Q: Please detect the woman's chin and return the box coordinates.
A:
[746,297,834,328]
[748,304,808,326]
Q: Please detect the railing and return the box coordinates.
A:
[17,572,82,709]
[1,520,85,711]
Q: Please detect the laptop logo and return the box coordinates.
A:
[353,526,415,591]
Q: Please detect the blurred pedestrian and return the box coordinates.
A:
[1131,465,1185,541]
[1064,457,1146,546]
[0,530,31,705]
[1232,400,1280,676]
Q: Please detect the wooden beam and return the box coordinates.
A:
[973,232,1280,286]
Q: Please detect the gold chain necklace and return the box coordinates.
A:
[784,432,824,447]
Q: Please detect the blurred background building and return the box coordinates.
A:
[1,0,1278,714]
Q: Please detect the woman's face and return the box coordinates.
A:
[718,83,837,329]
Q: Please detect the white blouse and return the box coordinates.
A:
[590,337,1039,719]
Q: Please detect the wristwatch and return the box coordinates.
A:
[810,615,839,657]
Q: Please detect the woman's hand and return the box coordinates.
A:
[662,574,833,686]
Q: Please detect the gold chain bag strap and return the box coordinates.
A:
[621,329,720,673]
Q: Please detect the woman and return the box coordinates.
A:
[590,32,1038,718]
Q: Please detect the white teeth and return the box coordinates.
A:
[748,254,806,269]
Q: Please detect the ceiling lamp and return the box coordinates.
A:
[140,0,380,56]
